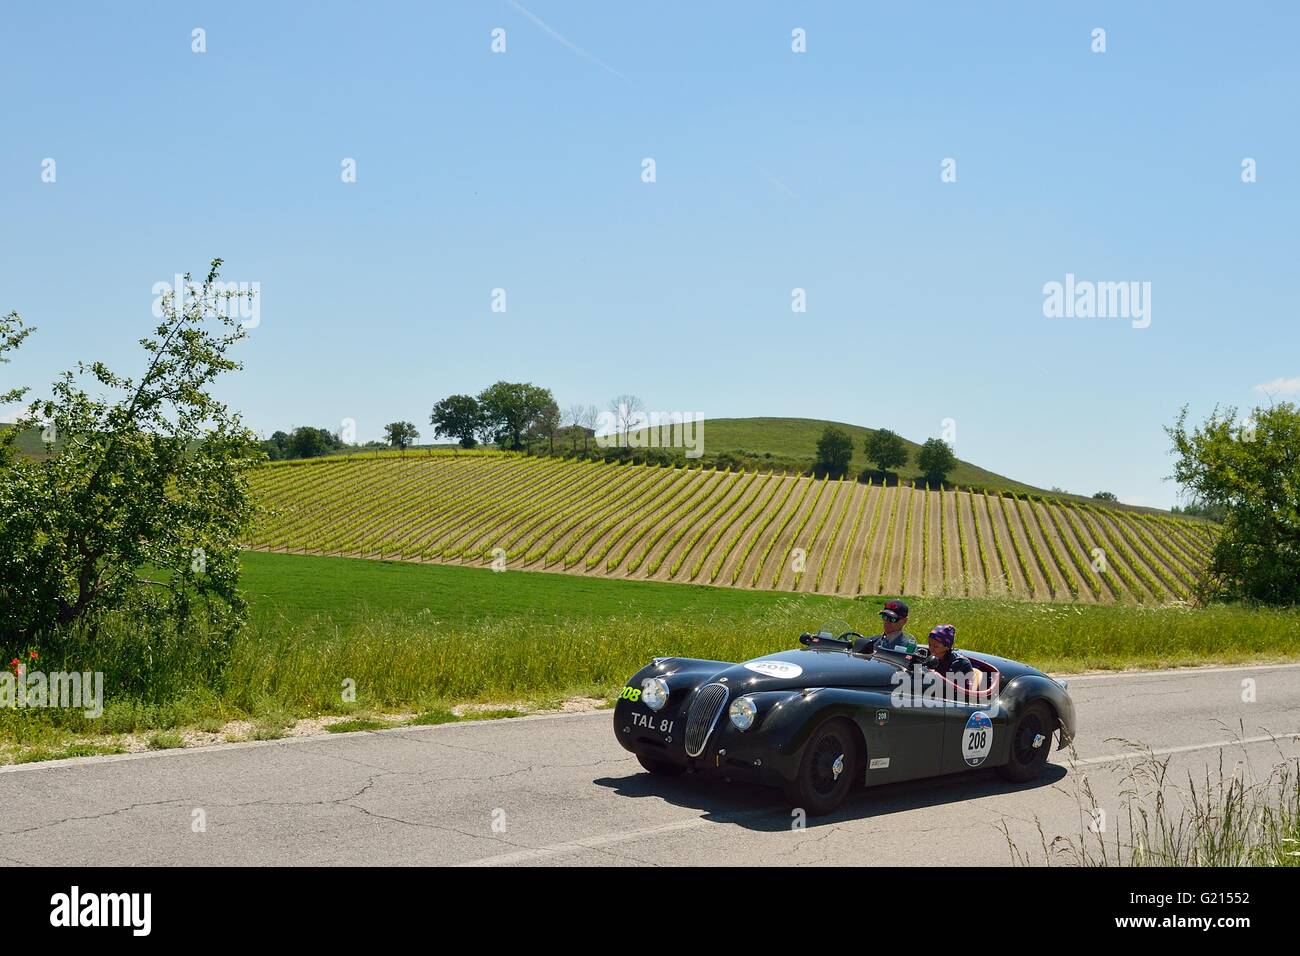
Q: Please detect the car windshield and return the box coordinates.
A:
[811,619,853,642]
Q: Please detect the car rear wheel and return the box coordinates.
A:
[784,717,860,816]
[998,701,1053,782]
[637,753,686,776]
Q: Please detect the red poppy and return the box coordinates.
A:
[28,650,37,660]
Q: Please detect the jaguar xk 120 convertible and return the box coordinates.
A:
[613,621,1076,814]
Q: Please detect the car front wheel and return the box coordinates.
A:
[784,717,860,815]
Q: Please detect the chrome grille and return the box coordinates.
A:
[684,683,729,757]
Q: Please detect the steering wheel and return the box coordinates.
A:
[840,631,864,643]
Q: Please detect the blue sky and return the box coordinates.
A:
[2,1,1296,508]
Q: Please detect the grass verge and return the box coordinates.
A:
[3,553,1298,763]
[1003,733,1300,866]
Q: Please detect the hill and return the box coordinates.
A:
[248,451,1215,605]
[0,423,60,459]
[631,416,1043,492]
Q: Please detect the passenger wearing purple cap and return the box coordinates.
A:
[927,624,981,689]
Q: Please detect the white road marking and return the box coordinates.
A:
[1058,662,1300,682]
[461,733,1300,867]
[459,817,717,867]
[1067,732,1300,767]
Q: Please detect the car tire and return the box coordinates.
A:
[637,753,686,776]
[784,717,860,816]
[998,701,1053,782]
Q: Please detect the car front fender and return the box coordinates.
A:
[711,687,880,784]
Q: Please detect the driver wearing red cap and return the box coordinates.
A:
[852,599,916,655]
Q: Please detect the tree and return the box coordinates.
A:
[1171,498,1228,522]
[261,430,291,461]
[578,404,599,452]
[559,403,598,453]
[917,437,958,486]
[529,399,561,453]
[478,381,555,450]
[257,427,341,460]
[0,313,31,409]
[0,259,262,651]
[563,404,582,450]
[864,428,908,476]
[814,425,854,478]
[1092,491,1118,502]
[609,394,645,445]
[384,421,420,450]
[286,426,342,460]
[0,312,33,467]
[430,394,483,448]
[1167,402,1300,604]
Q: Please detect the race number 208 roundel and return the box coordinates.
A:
[962,711,993,767]
[743,660,803,679]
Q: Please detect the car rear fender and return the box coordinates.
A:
[998,674,1077,748]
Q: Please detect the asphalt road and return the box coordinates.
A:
[1,663,1298,866]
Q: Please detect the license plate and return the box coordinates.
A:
[631,712,674,735]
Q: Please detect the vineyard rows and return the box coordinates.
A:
[249,453,1217,604]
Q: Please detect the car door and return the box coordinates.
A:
[861,670,945,785]
[937,674,1008,775]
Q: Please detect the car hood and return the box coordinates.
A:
[709,647,904,693]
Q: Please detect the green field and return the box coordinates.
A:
[241,549,830,628]
[5,551,1298,763]
[236,552,1300,680]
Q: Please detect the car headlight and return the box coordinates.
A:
[728,696,757,731]
[641,677,669,712]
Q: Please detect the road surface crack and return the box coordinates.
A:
[0,798,190,837]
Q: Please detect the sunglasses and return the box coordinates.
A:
[880,612,900,622]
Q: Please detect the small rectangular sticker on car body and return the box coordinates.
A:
[869,757,890,769]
